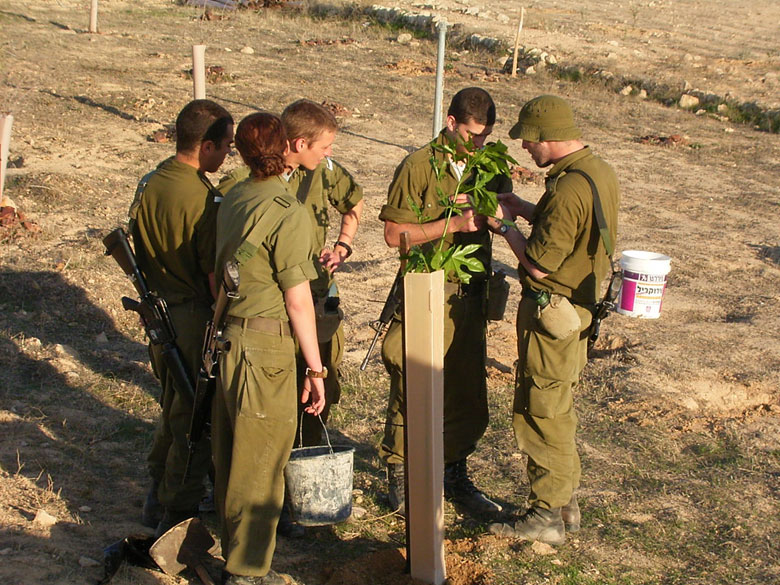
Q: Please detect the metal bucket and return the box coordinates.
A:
[284,418,354,526]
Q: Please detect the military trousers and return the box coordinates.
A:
[212,321,297,577]
[294,323,344,447]
[512,296,592,510]
[146,301,213,512]
[379,286,489,466]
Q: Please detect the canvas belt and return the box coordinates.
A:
[226,315,292,336]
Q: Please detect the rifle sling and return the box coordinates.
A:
[565,168,614,258]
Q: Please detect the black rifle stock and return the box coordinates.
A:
[360,232,410,371]
[588,269,623,349]
[102,228,195,403]
[183,261,240,484]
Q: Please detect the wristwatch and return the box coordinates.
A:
[305,366,329,379]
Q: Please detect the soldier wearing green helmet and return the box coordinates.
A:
[489,95,620,545]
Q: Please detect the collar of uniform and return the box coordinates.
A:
[546,145,592,180]
[430,130,469,182]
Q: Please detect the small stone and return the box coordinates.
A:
[524,65,536,75]
[0,548,11,555]
[679,94,700,109]
[620,85,633,96]
[27,337,42,349]
[396,33,412,45]
[606,52,618,60]
[695,109,706,116]
[239,46,254,54]
[350,506,367,519]
[78,556,101,568]
[683,53,694,62]
[33,509,57,528]
[531,541,557,555]
[683,80,693,91]
[638,89,648,99]
[607,40,619,46]
[95,332,108,344]
[54,344,79,360]
[717,103,728,113]
[79,506,92,513]
[546,54,557,65]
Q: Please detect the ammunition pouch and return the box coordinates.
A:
[486,270,510,321]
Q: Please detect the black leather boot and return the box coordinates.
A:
[443,458,502,518]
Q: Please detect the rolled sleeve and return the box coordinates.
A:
[526,177,587,274]
[325,160,364,214]
[272,206,319,291]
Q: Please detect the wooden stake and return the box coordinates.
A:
[89,0,98,34]
[192,45,207,100]
[404,269,446,585]
[0,114,13,202]
[511,8,525,78]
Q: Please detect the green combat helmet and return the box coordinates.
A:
[509,95,582,142]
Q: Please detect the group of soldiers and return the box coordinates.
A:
[125,87,618,584]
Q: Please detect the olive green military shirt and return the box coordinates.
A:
[128,157,218,305]
[521,146,620,304]
[379,131,513,283]
[218,159,363,297]
[215,175,318,321]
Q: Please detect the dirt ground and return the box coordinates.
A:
[0,1,778,584]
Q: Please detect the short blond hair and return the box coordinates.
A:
[281,99,338,143]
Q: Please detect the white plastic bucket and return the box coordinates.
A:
[617,250,671,319]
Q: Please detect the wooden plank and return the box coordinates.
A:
[403,270,446,585]
[192,45,206,100]
[0,114,13,202]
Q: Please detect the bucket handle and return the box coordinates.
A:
[298,413,335,455]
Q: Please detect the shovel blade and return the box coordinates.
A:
[149,517,214,576]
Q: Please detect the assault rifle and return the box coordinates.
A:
[102,228,195,403]
[360,273,403,371]
[183,261,240,484]
[360,232,410,371]
[588,269,623,350]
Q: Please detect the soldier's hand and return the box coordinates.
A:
[302,376,326,415]
[319,246,347,274]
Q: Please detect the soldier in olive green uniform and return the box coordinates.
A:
[213,112,326,585]
[379,88,512,518]
[218,100,364,448]
[490,95,619,545]
[129,100,233,537]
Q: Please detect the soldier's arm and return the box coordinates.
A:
[384,193,478,248]
[501,228,549,281]
[321,198,364,272]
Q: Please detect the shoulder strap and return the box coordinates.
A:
[232,196,292,266]
[565,168,613,258]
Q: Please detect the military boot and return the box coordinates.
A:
[154,507,199,539]
[387,463,405,515]
[443,458,502,518]
[141,479,162,529]
[489,506,565,545]
[561,494,580,533]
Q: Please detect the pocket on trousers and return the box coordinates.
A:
[238,347,295,419]
[526,375,568,419]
